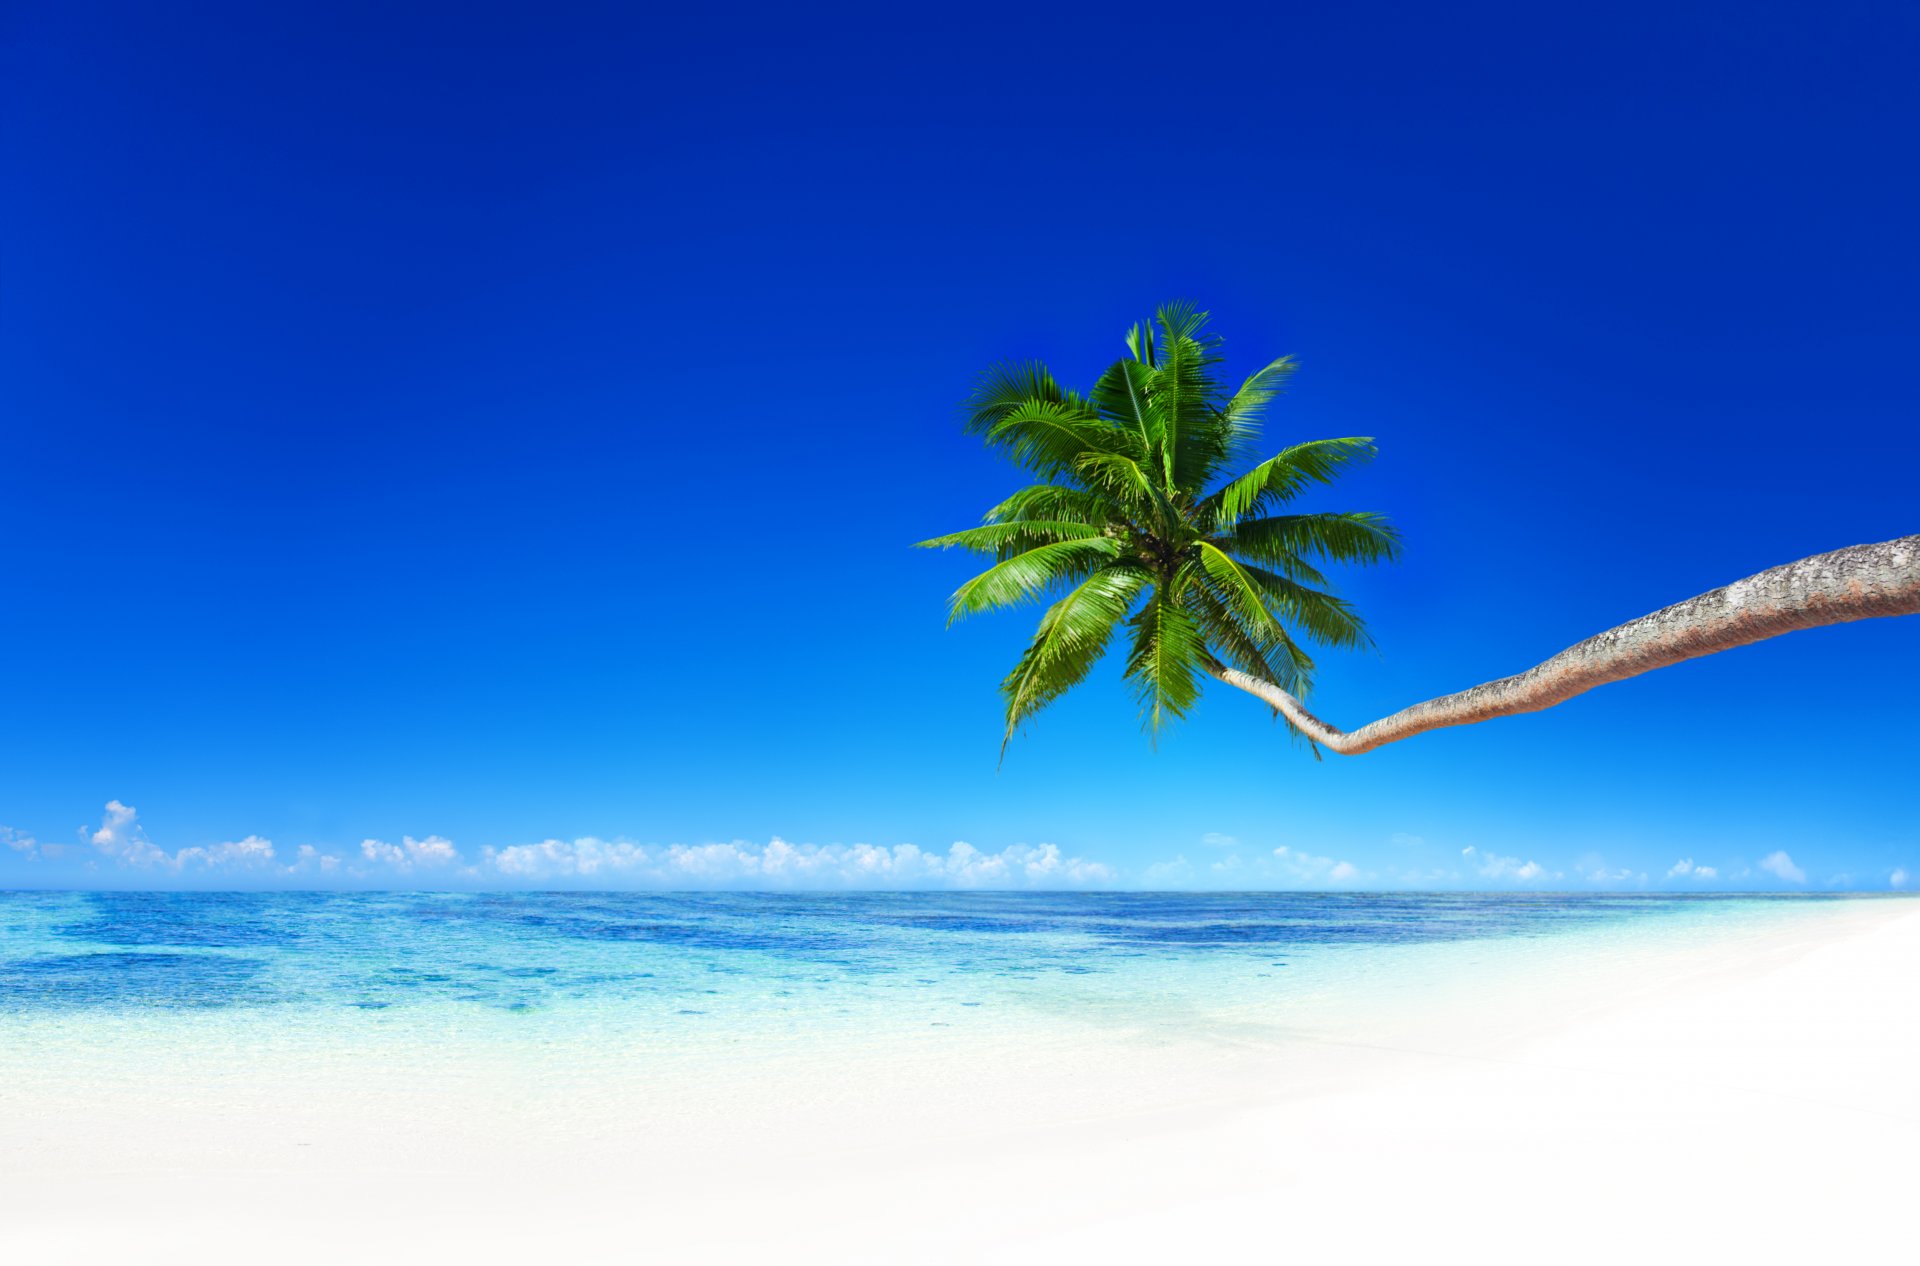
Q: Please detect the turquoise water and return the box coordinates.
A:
[0,891,1867,1049]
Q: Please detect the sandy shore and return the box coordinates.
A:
[3,897,1915,1264]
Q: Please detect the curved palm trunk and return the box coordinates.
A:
[1211,534,1920,755]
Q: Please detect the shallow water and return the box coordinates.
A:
[0,891,1872,1045]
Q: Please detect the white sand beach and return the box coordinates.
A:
[3,897,1916,1265]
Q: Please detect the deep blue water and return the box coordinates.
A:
[0,891,1854,1019]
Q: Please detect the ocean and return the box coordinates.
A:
[0,890,1862,1042]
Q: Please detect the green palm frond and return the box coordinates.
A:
[1123,589,1206,734]
[1220,511,1402,568]
[963,361,1069,435]
[1187,585,1305,699]
[1123,315,1156,366]
[985,398,1131,479]
[999,566,1150,755]
[981,485,1118,526]
[1216,356,1297,465]
[1073,451,1175,524]
[1194,542,1288,643]
[1238,563,1373,650]
[1089,357,1161,457]
[1229,545,1332,589]
[1153,302,1226,488]
[915,520,1107,559]
[1202,437,1378,530]
[945,538,1123,624]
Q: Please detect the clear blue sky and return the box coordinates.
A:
[3,0,1915,890]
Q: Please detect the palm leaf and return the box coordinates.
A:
[963,361,1067,435]
[1073,451,1174,524]
[1216,356,1297,465]
[1123,590,1205,733]
[1123,317,1156,366]
[1187,585,1305,698]
[945,537,1123,623]
[1187,586,1324,755]
[999,566,1150,755]
[1194,541,1287,643]
[986,399,1132,479]
[916,520,1107,558]
[981,484,1119,526]
[1221,511,1401,568]
[1203,437,1378,530]
[1152,302,1225,489]
[1239,563,1373,650]
[1089,357,1161,458]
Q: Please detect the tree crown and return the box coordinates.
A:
[919,303,1401,756]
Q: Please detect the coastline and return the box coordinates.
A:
[2,895,1915,1263]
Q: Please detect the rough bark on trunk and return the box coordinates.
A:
[1211,534,1920,755]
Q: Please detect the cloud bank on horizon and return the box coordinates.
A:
[0,801,1907,893]
[3,800,1119,890]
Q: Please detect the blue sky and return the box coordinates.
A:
[3,1,1915,891]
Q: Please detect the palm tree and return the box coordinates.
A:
[923,304,1920,757]
[917,303,1401,755]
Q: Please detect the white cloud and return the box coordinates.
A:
[86,799,167,866]
[1269,846,1363,887]
[489,836,645,878]
[1666,859,1718,881]
[1462,845,1546,883]
[360,838,400,865]
[1892,868,1909,890]
[286,844,342,875]
[75,801,272,870]
[1758,850,1806,884]
[361,835,460,870]
[90,799,135,845]
[173,836,276,869]
[2,825,38,857]
[1200,832,1239,848]
[477,837,1114,889]
[1572,853,1636,885]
